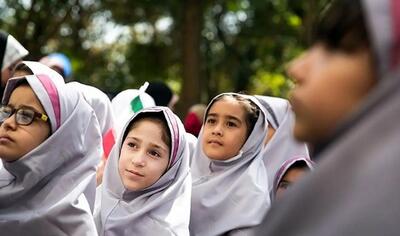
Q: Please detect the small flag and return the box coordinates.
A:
[130,81,149,113]
[130,95,143,113]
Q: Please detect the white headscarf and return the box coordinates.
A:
[190,93,270,236]
[67,81,115,157]
[255,95,309,196]
[0,61,102,235]
[0,31,28,72]
[97,106,191,236]
[256,1,400,235]
[111,88,155,138]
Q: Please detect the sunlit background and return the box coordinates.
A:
[0,0,329,116]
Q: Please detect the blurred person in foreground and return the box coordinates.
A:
[256,0,400,235]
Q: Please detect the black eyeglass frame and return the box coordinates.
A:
[0,105,48,126]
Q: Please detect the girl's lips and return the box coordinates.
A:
[0,135,13,143]
[208,140,222,145]
[126,169,144,177]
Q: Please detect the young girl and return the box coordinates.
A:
[273,156,314,200]
[255,95,309,197]
[95,106,191,235]
[257,0,400,235]
[190,93,270,235]
[0,61,102,235]
[13,63,115,184]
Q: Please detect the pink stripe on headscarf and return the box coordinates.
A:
[37,74,61,129]
[165,110,179,169]
[391,0,400,69]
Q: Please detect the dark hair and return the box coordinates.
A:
[146,82,173,107]
[123,112,171,152]
[208,94,260,138]
[12,63,33,76]
[312,0,370,52]
[287,160,311,172]
[50,65,66,79]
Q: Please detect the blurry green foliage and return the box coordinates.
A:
[0,0,330,102]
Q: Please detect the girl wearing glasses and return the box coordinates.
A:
[0,61,102,235]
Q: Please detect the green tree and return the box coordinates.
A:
[1,0,330,117]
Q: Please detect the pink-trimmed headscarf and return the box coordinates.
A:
[255,95,310,197]
[272,156,314,198]
[4,61,65,132]
[95,106,191,236]
[190,93,271,236]
[0,61,102,235]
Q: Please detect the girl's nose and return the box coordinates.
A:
[131,152,146,167]
[1,114,17,131]
[211,123,223,136]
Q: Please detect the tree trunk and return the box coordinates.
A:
[178,0,203,118]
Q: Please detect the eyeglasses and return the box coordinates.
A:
[0,105,48,126]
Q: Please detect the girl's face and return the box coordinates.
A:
[0,84,51,162]
[288,44,376,144]
[202,97,249,160]
[119,119,170,191]
[275,167,308,200]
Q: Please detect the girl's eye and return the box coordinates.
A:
[148,150,161,158]
[278,182,290,190]
[206,118,216,124]
[227,121,237,127]
[127,142,137,148]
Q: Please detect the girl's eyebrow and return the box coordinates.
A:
[278,180,290,186]
[208,113,242,123]
[150,143,169,153]
[125,136,140,142]
[226,115,242,123]
[7,103,42,113]
[126,136,169,153]
[19,105,41,112]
